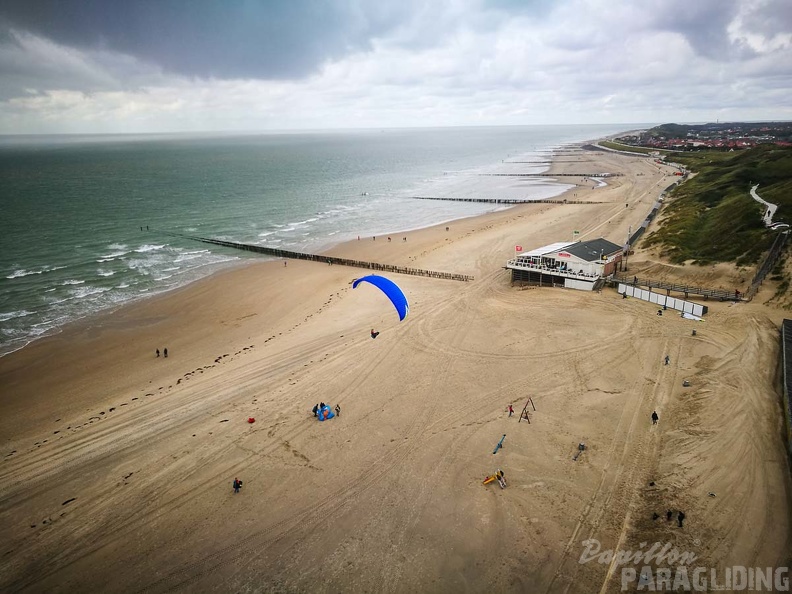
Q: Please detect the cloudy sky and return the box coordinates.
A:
[0,0,790,134]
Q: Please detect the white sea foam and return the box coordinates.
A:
[69,286,111,299]
[134,244,165,253]
[174,252,208,263]
[97,270,115,277]
[101,252,127,259]
[4,265,63,279]
[6,269,40,279]
[61,279,85,285]
[0,310,34,322]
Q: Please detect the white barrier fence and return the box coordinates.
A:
[618,283,708,317]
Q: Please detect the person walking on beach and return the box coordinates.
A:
[232,478,242,494]
[156,349,160,358]
[164,348,168,358]
[335,403,341,417]
[651,411,659,425]
[666,510,673,522]
[664,355,670,365]
[677,511,685,528]
[371,329,379,339]
[507,404,514,417]
[312,404,319,417]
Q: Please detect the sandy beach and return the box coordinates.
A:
[1,146,790,593]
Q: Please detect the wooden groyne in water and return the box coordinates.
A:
[409,196,606,205]
[166,233,474,282]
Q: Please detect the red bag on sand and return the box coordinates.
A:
[247,417,255,423]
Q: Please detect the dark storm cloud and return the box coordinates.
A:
[646,0,792,61]
[0,0,408,79]
[737,0,792,41]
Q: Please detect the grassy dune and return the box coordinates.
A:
[644,145,792,265]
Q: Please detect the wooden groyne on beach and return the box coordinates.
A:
[166,233,474,282]
[504,160,580,164]
[477,173,623,178]
[409,196,606,205]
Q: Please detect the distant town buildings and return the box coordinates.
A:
[615,122,792,152]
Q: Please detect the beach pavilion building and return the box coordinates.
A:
[506,238,623,291]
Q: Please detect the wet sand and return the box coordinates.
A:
[1,145,789,593]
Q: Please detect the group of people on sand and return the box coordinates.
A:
[155,348,168,358]
[312,402,341,417]
[653,508,685,527]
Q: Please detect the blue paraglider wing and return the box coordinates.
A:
[352,275,409,321]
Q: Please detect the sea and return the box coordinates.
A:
[0,124,634,357]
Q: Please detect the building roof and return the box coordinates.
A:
[564,238,623,262]
[520,242,576,258]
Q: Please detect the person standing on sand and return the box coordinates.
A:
[507,405,514,417]
[651,411,659,425]
[312,404,319,417]
[156,349,160,358]
[233,478,242,493]
[371,329,379,339]
[335,403,341,416]
[677,511,685,527]
[664,355,670,365]
[164,348,168,358]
